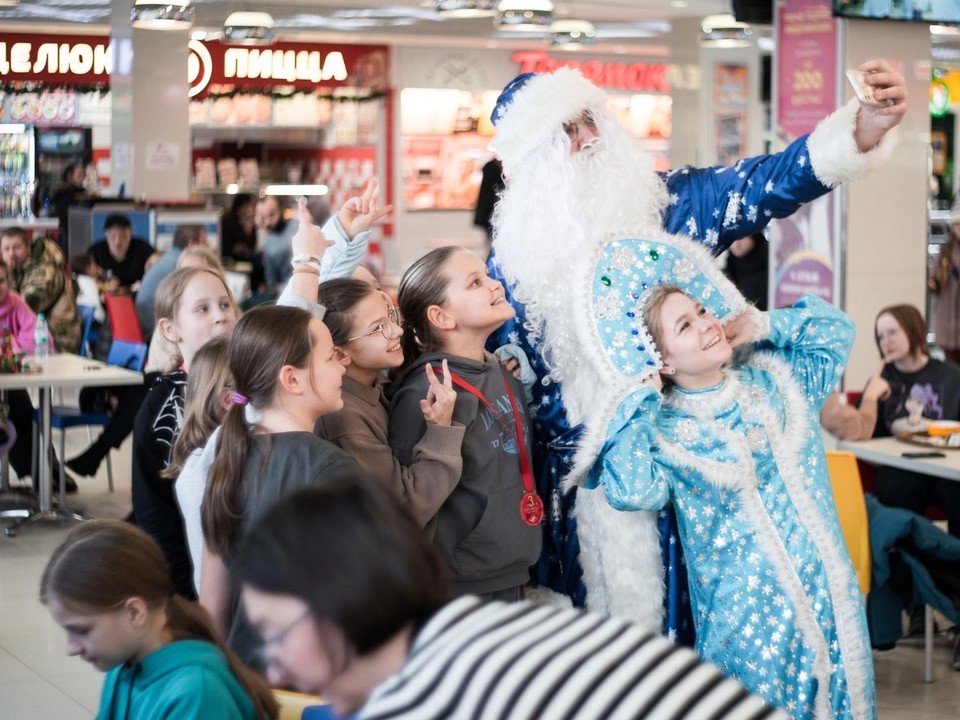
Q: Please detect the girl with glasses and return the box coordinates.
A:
[315,277,464,528]
[41,519,277,720]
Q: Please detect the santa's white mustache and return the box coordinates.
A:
[575,136,603,167]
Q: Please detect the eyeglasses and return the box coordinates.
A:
[345,304,401,343]
[255,608,311,669]
[562,111,598,142]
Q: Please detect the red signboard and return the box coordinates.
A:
[0,34,111,87]
[189,40,388,98]
[0,33,389,97]
[511,50,669,93]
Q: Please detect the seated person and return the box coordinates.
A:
[90,214,156,290]
[69,253,105,325]
[0,226,81,354]
[821,303,960,538]
[136,225,208,336]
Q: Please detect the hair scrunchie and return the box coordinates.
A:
[231,392,249,406]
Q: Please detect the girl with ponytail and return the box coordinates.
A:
[199,304,357,670]
[41,519,277,720]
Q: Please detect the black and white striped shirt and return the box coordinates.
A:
[359,596,786,720]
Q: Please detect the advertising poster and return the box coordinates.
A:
[771,0,840,308]
[713,64,749,166]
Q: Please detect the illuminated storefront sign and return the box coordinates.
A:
[0,34,388,99]
[511,50,671,93]
[0,35,111,86]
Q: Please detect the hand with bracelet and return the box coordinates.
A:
[288,197,334,304]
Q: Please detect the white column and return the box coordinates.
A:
[110,1,191,200]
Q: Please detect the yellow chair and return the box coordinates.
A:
[825,451,871,595]
[273,689,326,720]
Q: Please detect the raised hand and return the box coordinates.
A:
[337,179,393,239]
[723,307,763,349]
[291,196,334,259]
[421,359,457,426]
[853,58,908,152]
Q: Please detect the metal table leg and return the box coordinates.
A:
[0,390,37,520]
[5,386,87,537]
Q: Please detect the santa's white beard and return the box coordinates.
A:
[491,120,669,424]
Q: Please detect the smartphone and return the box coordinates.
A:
[901,451,947,459]
[845,69,889,108]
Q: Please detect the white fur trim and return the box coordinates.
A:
[807,99,897,188]
[573,486,665,633]
[493,68,607,176]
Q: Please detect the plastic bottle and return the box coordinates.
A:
[34,313,50,362]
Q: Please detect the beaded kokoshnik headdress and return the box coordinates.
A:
[565,229,750,484]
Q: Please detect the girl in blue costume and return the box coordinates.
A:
[41,519,276,720]
[575,233,874,720]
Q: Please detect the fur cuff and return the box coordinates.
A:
[807,98,898,188]
[493,68,606,175]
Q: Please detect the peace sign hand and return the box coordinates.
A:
[421,359,457,426]
[337,179,393,239]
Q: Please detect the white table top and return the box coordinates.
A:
[0,353,142,390]
[836,436,960,482]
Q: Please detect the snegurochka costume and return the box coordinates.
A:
[486,67,896,640]
[571,234,874,720]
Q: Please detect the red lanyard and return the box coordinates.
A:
[435,365,544,527]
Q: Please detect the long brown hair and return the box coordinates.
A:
[165,336,232,479]
[875,304,928,359]
[40,520,277,719]
[395,246,464,373]
[202,305,314,555]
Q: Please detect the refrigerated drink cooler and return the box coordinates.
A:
[0,123,35,219]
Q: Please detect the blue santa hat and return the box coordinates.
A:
[490,72,535,126]
[490,67,607,175]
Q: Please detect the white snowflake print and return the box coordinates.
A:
[595,292,624,320]
[610,246,636,272]
[673,258,697,284]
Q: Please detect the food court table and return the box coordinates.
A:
[836,436,960,483]
[0,353,142,536]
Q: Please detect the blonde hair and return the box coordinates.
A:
[177,246,225,274]
[165,336,232,478]
[154,266,231,327]
[641,284,683,349]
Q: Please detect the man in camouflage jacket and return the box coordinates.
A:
[0,227,81,353]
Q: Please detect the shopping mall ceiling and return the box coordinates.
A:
[0,0,738,56]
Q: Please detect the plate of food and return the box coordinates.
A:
[896,421,960,449]
[925,420,960,437]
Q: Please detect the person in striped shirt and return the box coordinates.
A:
[231,475,786,720]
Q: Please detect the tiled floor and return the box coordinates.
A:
[0,430,958,719]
